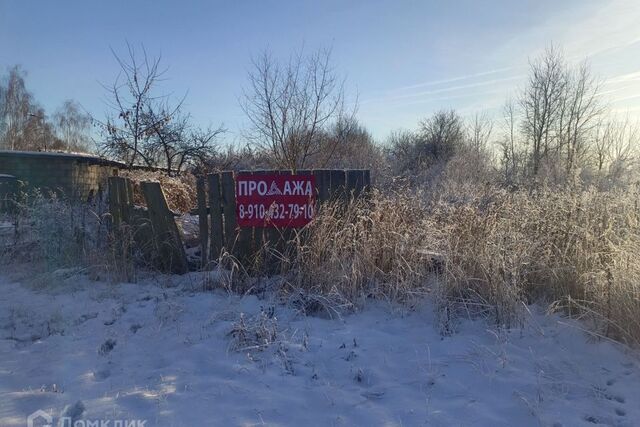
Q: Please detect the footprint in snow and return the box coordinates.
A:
[606,394,625,404]
[98,338,116,356]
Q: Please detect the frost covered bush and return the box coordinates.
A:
[0,191,117,277]
[228,310,278,353]
[4,192,102,269]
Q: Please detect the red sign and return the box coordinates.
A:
[235,174,316,228]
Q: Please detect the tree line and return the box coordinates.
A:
[1,43,638,188]
[0,66,92,152]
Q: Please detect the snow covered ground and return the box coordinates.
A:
[0,270,639,426]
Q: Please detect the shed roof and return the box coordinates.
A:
[0,150,125,167]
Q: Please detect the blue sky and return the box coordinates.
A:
[1,0,640,142]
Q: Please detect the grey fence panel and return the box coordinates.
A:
[312,169,331,203]
[329,170,346,201]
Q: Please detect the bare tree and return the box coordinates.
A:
[418,109,466,164]
[468,111,494,152]
[241,48,354,171]
[387,129,417,174]
[0,82,5,139]
[23,108,59,151]
[0,66,33,150]
[97,44,226,174]
[97,43,180,167]
[321,117,384,172]
[53,100,92,152]
[593,116,638,177]
[498,99,521,184]
[556,61,603,179]
[520,45,567,177]
[145,105,225,175]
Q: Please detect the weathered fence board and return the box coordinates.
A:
[108,176,122,230]
[208,173,224,261]
[234,171,254,263]
[196,177,209,268]
[140,181,188,274]
[330,169,347,201]
[346,169,366,200]
[221,171,237,257]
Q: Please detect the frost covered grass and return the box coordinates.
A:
[2,183,639,349]
[0,191,136,283]
[285,186,640,347]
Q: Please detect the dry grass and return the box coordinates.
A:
[283,186,640,347]
[121,170,197,213]
[284,190,439,304]
[438,187,640,345]
[3,178,639,348]
[0,191,138,283]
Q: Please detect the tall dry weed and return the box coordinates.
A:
[285,185,640,346]
[285,189,439,303]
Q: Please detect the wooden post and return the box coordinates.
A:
[141,181,188,274]
[234,171,254,264]
[220,171,237,257]
[116,177,131,224]
[208,173,224,261]
[108,176,122,230]
[196,176,209,269]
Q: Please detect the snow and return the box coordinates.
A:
[0,270,639,426]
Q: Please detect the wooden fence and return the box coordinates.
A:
[197,169,371,269]
[108,177,188,275]
[108,169,370,275]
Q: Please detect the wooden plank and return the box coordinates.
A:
[125,178,135,212]
[116,177,131,224]
[329,170,346,202]
[234,170,254,265]
[220,171,237,257]
[362,169,371,192]
[362,169,371,199]
[196,176,209,269]
[312,169,331,204]
[208,173,224,261]
[108,176,122,230]
[346,169,365,200]
[141,181,188,274]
